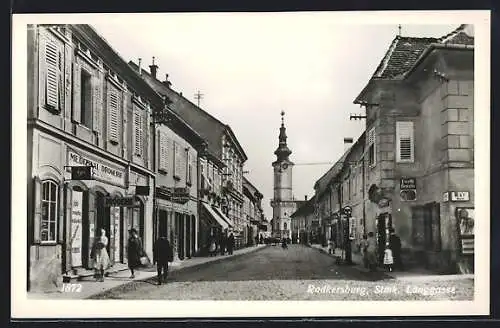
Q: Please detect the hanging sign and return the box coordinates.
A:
[450,191,470,202]
[71,191,83,267]
[67,150,125,186]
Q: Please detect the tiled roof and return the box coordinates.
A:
[438,24,474,45]
[290,196,316,218]
[372,36,438,79]
[314,151,349,198]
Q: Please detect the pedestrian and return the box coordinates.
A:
[219,232,226,256]
[383,247,394,272]
[366,232,378,272]
[255,235,259,246]
[360,234,369,268]
[227,232,235,255]
[327,238,335,255]
[127,228,143,279]
[90,228,111,282]
[209,234,217,257]
[388,227,403,271]
[153,234,173,285]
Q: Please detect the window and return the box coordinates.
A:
[173,142,180,178]
[186,151,193,185]
[396,121,415,163]
[133,109,143,157]
[107,84,121,143]
[80,70,93,128]
[42,32,64,113]
[158,132,168,173]
[41,180,58,242]
[368,127,376,167]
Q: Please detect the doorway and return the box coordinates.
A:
[95,191,111,255]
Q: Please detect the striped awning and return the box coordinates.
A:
[212,206,235,228]
[201,203,229,230]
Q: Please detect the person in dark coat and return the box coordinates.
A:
[127,228,143,279]
[227,232,235,255]
[388,228,403,271]
[153,235,173,285]
[219,232,227,255]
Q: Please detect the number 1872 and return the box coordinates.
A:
[61,283,82,293]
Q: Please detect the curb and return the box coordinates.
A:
[87,245,269,299]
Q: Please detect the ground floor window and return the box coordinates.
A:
[412,202,441,251]
[41,180,58,242]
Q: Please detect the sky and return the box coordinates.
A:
[89,14,458,220]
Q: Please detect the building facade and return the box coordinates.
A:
[243,176,264,246]
[27,24,159,291]
[131,59,248,249]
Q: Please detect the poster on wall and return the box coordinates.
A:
[71,191,83,267]
[112,207,121,262]
[457,207,474,255]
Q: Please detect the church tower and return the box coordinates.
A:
[271,111,296,239]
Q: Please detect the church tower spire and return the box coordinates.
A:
[274,110,292,161]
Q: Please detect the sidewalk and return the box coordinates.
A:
[29,244,268,300]
[308,244,467,280]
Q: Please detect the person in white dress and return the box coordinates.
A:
[91,228,111,282]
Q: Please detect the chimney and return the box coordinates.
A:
[343,137,353,152]
[163,73,172,88]
[138,58,142,75]
[149,56,158,79]
[305,195,308,201]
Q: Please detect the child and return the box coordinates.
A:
[383,247,394,272]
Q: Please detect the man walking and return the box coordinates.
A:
[227,232,235,255]
[153,234,174,285]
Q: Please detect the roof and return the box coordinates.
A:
[438,24,474,45]
[313,151,349,198]
[242,176,263,200]
[129,61,247,161]
[290,195,316,218]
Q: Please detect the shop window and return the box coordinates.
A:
[368,127,376,167]
[80,70,93,129]
[41,180,58,242]
[396,121,415,163]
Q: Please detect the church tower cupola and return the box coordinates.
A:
[274,111,292,161]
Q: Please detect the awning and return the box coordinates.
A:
[201,202,229,230]
[212,206,235,228]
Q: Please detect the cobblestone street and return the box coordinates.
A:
[92,245,474,300]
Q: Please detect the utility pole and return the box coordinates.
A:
[194,90,204,107]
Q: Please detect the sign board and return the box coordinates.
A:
[71,166,93,180]
[111,207,121,261]
[400,189,417,201]
[450,191,470,202]
[68,150,125,187]
[400,177,416,190]
[135,185,150,196]
[104,196,139,207]
[443,192,449,202]
[349,217,357,240]
[70,191,83,267]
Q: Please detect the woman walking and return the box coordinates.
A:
[127,228,143,279]
[91,229,111,282]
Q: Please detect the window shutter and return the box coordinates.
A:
[133,109,143,156]
[396,121,414,162]
[159,132,168,172]
[173,142,179,176]
[92,74,102,134]
[368,127,376,166]
[72,62,81,123]
[186,151,191,183]
[107,85,120,143]
[44,34,62,111]
[33,177,42,244]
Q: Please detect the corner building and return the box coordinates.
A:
[27,25,158,291]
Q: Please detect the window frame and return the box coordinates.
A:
[396,121,415,163]
[79,68,94,129]
[40,180,59,243]
[367,127,376,167]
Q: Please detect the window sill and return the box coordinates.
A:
[109,139,119,146]
[173,175,181,181]
[43,105,61,115]
[158,168,168,175]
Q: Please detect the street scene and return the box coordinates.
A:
[21,13,479,305]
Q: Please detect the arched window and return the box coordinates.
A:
[41,180,58,242]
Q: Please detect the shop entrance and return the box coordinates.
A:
[95,192,111,255]
[376,213,392,264]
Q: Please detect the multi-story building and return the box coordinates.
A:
[353,24,474,273]
[290,195,317,244]
[243,176,264,246]
[270,111,304,240]
[27,24,160,291]
[132,59,248,249]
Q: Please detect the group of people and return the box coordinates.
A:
[360,228,403,272]
[90,227,174,285]
[208,231,235,256]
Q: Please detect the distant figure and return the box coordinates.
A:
[366,232,378,272]
[208,234,217,257]
[260,235,264,245]
[219,233,227,255]
[153,235,173,285]
[127,228,143,279]
[227,232,235,255]
[91,228,111,282]
[389,227,403,271]
[327,238,335,255]
[281,237,288,249]
[255,235,259,246]
[360,234,369,268]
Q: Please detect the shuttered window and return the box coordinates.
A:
[186,151,193,185]
[368,127,376,167]
[173,142,180,178]
[396,121,415,163]
[158,132,168,173]
[43,33,64,113]
[107,85,120,143]
[133,109,143,156]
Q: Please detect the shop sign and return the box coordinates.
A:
[400,177,416,190]
[104,196,139,207]
[450,191,470,202]
[111,207,121,261]
[443,192,449,202]
[70,191,83,267]
[67,150,125,187]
